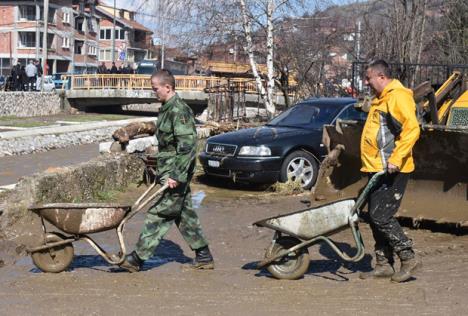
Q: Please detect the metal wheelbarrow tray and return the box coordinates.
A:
[254,171,384,280]
[30,203,131,235]
[27,183,168,273]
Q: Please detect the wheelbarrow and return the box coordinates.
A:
[27,182,168,273]
[253,171,384,280]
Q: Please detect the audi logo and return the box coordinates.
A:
[212,146,225,152]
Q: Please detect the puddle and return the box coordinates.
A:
[192,191,206,209]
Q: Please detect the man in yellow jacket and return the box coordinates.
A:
[359,60,421,283]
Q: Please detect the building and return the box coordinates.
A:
[95,3,153,70]
[0,0,100,76]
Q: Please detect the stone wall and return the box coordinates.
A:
[0,153,144,244]
[0,92,62,117]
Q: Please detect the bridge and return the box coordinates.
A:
[64,74,291,110]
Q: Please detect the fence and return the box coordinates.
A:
[68,74,266,94]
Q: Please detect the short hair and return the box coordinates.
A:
[367,59,392,78]
[152,69,175,90]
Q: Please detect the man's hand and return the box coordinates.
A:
[167,178,179,189]
[387,162,400,174]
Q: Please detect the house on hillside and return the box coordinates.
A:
[95,3,153,70]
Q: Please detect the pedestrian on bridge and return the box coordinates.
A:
[359,59,421,283]
[119,69,214,272]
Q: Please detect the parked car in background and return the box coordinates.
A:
[199,98,367,189]
[136,60,189,75]
[36,76,56,92]
[51,73,69,89]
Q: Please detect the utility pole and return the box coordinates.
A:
[111,0,116,62]
[161,21,165,69]
[35,0,40,59]
[41,0,49,91]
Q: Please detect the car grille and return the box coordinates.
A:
[206,143,237,156]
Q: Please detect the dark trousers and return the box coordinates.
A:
[27,76,35,91]
[368,172,414,261]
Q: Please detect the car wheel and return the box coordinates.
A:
[280,150,318,190]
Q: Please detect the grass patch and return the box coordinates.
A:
[270,179,304,195]
[0,118,52,128]
[94,189,118,202]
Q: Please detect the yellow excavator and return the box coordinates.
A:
[314,71,468,233]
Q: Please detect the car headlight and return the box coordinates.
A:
[238,145,271,156]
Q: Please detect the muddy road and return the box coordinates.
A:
[0,181,467,315]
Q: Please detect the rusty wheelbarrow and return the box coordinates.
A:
[27,182,168,273]
[254,171,384,280]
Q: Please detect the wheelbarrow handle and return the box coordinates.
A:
[350,170,386,215]
[109,183,169,266]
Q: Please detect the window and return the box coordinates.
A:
[75,17,84,32]
[268,103,343,129]
[88,45,97,56]
[0,58,12,76]
[62,37,70,48]
[75,41,83,54]
[18,32,36,48]
[18,5,36,21]
[99,48,117,61]
[100,29,113,40]
[40,8,56,23]
[115,29,125,40]
[100,28,124,40]
[336,105,368,122]
[62,10,71,24]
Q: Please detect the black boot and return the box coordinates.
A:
[359,250,394,279]
[192,246,214,270]
[391,251,422,283]
[119,251,143,273]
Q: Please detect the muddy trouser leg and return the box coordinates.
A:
[134,185,208,260]
[134,189,180,261]
[134,212,174,261]
[369,220,394,264]
[175,186,209,251]
[368,172,414,261]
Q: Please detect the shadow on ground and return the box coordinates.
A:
[242,240,373,281]
[29,239,192,273]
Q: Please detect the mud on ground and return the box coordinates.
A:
[0,182,467,315]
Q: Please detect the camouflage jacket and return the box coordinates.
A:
[155,94,197,183]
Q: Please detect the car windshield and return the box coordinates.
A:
[267,102,344,128]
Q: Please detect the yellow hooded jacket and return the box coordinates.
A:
[360,79,420,173]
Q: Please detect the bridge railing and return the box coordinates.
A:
[68,74,285,95]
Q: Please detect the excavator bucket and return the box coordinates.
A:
[312,119,468,234]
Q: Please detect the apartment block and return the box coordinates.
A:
[0,0,99,76]
[95,3,153,69]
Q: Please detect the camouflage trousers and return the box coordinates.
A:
[368,172,414,261]
[135,183,209,261]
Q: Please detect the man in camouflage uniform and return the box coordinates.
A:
[120,69,214,272]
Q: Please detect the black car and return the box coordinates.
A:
[199,98,367,189]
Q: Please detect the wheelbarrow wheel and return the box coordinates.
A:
[265,236,309,280]
[31,233,74,273]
